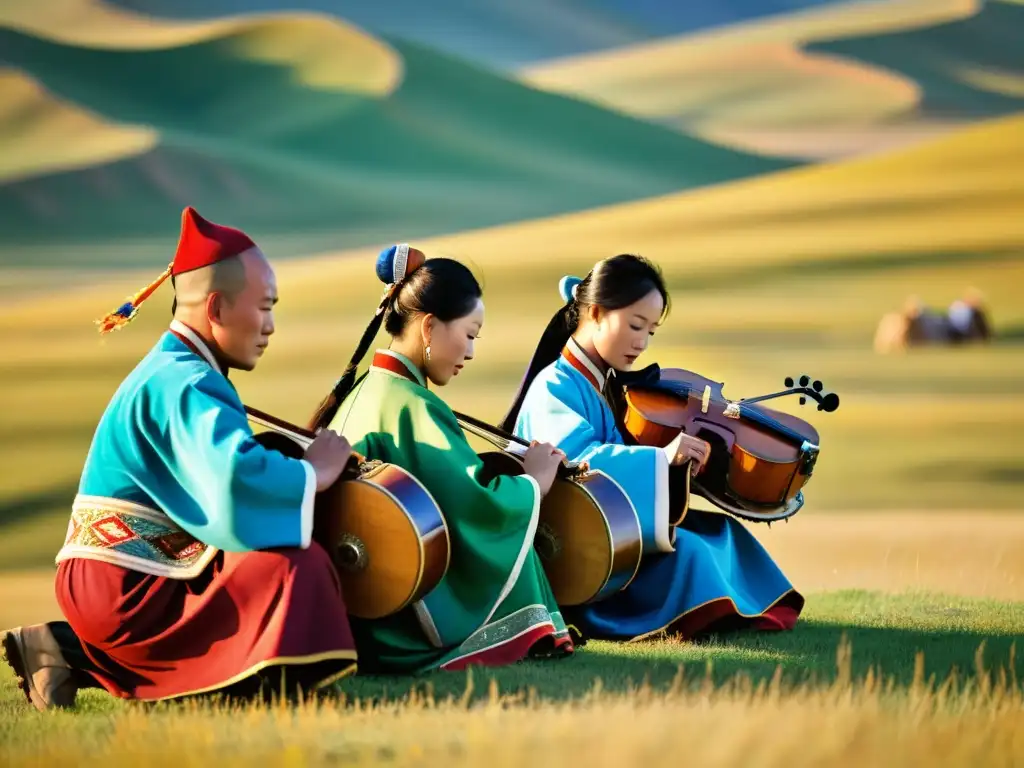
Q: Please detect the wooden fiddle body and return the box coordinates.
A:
[620,369,839,523]
[246,407,450,620]
[455,412,642,606]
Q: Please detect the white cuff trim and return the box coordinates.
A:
[299,460,317,548]
[653,448,675,553]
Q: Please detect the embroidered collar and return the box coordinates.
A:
[169,319,226,375]
[370,349,427,387]
[561,337,606,392]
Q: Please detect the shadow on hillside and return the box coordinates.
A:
[333,613,1023,704]
[808,0,1024,118]
[0,483,78,530]
[906,460,1024,487]
[498,248,1022,304]
[995,324,1024,345]
[674,248,1023,292]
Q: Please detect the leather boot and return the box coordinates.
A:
[1,623,78,711]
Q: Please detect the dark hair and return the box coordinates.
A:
[499,254,669,433]
[309,257,482,430]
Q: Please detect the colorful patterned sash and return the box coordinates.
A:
[55,495,218,580]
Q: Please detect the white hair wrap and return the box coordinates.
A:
[393,243,410,284]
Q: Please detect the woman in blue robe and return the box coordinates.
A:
[501,254,803,641]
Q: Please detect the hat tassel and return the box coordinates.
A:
[95,262,173,334]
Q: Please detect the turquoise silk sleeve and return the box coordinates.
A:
[138,370,317,552]
[515,367,675,556]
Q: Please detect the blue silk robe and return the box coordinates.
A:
[56,320,317,578]
[511,339,803,640]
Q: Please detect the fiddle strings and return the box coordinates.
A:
[245,406,315,449]
[454,411,585,475]
[457,419,512,451]
[453,411,530,454]
[628,375,828,446]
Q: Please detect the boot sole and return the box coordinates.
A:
[1,629,35,709]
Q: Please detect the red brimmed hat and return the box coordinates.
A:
[96,207,256,334]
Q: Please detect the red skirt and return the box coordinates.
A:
[55,542,357,701]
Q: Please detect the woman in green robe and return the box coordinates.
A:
[308,244,573,674]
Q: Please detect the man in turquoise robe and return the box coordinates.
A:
[2,207,357,709]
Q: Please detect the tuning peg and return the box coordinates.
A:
[798,374,811,388]
[813,380,823,392]
[816,389,840,412]
[799,396,807,406]
[784,376,794,388]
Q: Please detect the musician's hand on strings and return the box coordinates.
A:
[523,441,565,496]
[664,433,711,476]
[304,428,354,491]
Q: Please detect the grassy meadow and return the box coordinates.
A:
[1,0,1023,764]
[1,586,1023,766]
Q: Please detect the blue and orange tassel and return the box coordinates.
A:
[95,262,174,334]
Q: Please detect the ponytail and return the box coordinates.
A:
[308,243,426,432]
[307,289,392,431]
[499,299,579,433]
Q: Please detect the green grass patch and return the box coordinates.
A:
[2,589,1019,717]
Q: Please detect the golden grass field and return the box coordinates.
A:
[3,655,1024,767]
[2,524,1023,767]
[1,1,1023,763]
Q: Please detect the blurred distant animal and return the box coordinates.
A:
[874,289,992,354]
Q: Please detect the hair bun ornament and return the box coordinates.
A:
[559,275,582,303]
[375,243,426,285]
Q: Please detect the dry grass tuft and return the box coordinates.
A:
[2,637,1022,767]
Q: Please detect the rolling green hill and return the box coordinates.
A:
[519,0,1024,160]
[0,13,787,269]
[0,69,158,183]
[107,0,852,68]
[808,0,1024,117]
